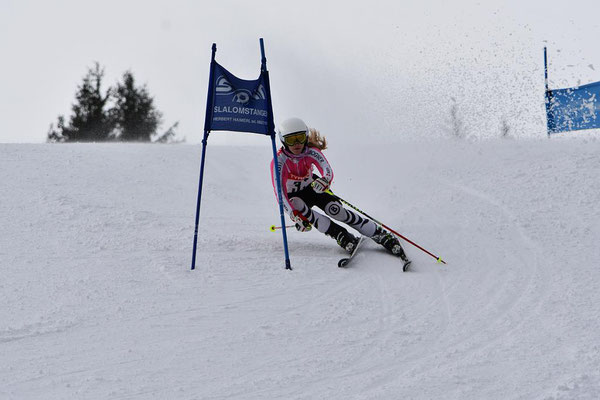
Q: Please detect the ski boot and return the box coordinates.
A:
[325,223,359,253]
[335,230,359,253]
[371,226,409,261]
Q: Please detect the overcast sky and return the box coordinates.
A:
[1,0,600,144]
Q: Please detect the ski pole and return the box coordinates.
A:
[326,189,446,264]
[270,224,294,232]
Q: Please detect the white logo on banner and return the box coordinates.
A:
[215,76,266,105]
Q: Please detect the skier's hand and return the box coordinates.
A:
[311,177,330,194]
[295,220,312,232]
[291,210,312,232]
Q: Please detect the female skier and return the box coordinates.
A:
[270,117,410,262]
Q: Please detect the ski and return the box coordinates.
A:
[338,236,366,268]
[402,259,412,272]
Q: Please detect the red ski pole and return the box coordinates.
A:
[326,190,446,264]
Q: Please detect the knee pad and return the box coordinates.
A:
[324,201,343,217]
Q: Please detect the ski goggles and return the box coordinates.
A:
[283,131,307,146]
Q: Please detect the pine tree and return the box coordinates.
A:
[111,71,162,141]
[47,62,114,142]
[154,122,183,143]
[47,65,174,143]
[47,116,67,143]
[71,62,114,141]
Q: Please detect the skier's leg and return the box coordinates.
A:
[289,196,358,252]
[322,201,378,236]
[313,192,409,260]
[310,192,378,237]
[289,197,332,234]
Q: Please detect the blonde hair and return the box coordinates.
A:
[307,128,327,150]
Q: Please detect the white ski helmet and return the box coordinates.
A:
[277,117,309,145]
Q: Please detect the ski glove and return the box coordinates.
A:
[291,210,312,232]
[311,177,330,194]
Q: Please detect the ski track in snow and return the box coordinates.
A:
[272,177,546,399]
[1,141,600,399]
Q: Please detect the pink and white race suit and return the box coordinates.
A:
[270,146,377,238]
[270,146,333,216]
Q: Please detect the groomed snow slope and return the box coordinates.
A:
[1,140,599,399]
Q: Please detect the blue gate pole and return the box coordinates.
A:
[544,46,552,138]
[191,43,217,271]
[544,47,549,92]
[270,134,292,270]
[261,38,292,270]
[191,131,210,270]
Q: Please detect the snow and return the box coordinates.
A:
[1,139,600,399]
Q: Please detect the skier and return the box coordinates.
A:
[270,117,410,262]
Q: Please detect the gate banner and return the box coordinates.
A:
[547,80,600,134]
[205,61,270,135]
